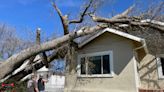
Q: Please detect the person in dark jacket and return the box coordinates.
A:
[38,75,47,92]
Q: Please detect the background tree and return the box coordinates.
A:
[0,24,34,59]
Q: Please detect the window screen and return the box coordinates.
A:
[88,56,101,74]
[80,53,111,75]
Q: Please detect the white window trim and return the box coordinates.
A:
[157,57,164,79]
[77,51,114,77]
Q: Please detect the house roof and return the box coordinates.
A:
[78,28,146,48]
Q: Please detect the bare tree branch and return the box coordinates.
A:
[89,5,135,21]
[69,0,93,24]
[50,0,69,35]
[91,14,164,31]
[89,4,164,32]
[50,0,63,18]
[112,5,135,19]
[36,28,49,68]
[42,52,48,68]
[150,2,164,20]
[130,20,164,31]
[90,14,130,23]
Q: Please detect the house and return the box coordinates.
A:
[37,66,65,92]
[138,54,164,92]
[45,74,65,92]
[64,28,164,92]
[37,66,50,78]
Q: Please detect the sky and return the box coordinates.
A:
[0,0,153,39]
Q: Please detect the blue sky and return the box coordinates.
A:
[0,0,154,39]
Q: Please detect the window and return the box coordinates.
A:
[77,51,113,77]
[157,57,164,79]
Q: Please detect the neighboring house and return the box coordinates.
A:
[64,28,163,92]
[38,66,65,92]
[19,55,65,92]
[138,54,164,92]
[45,74,65,92]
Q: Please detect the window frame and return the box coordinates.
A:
[77,51,114,77]
[157,57,164,79]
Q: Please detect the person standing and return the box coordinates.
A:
[38,75,47,92]
[27,74,39,92]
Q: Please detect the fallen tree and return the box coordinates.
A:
[0,0,164,81]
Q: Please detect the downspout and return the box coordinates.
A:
[133,39,148,62]
[134,40,148,53]
[133,39,148,92]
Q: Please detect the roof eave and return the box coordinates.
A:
[78,28,145,48]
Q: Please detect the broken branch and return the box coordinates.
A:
[50,0,69,35]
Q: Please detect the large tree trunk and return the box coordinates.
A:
[0,24,107,80]
[10,44,68,81]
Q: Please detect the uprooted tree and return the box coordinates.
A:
[0,0,164,82]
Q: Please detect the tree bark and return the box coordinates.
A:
[1,44,68,82]
[90,14,164,31]
[0,24,107,80]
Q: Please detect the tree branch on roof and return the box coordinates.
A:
[89,5,164,31]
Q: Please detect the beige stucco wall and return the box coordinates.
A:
[138,54,164,90]
[64,32,138,92]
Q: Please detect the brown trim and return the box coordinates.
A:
[139,88,164,92]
